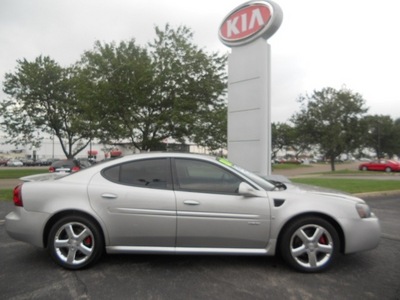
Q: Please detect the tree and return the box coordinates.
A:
[272,122,293,159]
[1,56,92,158]
[361,115,400,158]
[291,87,367,171]
[78,24,227,151]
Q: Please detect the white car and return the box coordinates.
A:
[5,153,380,272]
[6,159,23,167]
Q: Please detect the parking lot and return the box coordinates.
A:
[1,194,399,300]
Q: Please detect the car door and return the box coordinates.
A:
[370,161,384,171]
[173,158,271,249]
[88,158,176,247]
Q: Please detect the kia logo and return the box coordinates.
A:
[219,0,283,47]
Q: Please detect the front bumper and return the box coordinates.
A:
[342,213,381,254]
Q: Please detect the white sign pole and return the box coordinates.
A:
[219,0,282,176]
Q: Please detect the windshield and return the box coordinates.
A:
[217,157,275,191]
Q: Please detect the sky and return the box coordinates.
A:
[1,0,399,123]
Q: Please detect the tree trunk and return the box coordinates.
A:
[330,155,336,172]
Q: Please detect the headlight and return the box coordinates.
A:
[356,203,371,218]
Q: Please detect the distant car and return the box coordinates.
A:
[359,160,400,172]
[49,159,92,173]
[6,159,23,167]
[6,153,380,273]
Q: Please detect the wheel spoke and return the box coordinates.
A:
[294,228,310,243]
[317,243,333,254]
[76,228,90,243]
[311,227,324,243]
[64,224,76,239]
[308,252,318,267]
[78,244,93,257]
[54,239,69,249]
[66,247,77,264]
[291,245,307,257]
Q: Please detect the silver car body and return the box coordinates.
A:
[6,153,380,269]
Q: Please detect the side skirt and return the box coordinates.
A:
[106,241,277,256]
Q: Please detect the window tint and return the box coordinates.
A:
[174,159,241,194]
[102,158,170,189]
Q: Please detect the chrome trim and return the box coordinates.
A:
[108,208,176,216]
[177,211,261,219]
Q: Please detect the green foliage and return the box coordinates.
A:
[272,122,311,159]
[361,115,400,158]
[78,24,227,151]
[291,87,367,171]
[1,56,91,158]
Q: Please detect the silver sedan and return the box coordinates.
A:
[5,153,380,272]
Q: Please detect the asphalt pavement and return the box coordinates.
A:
[1,194,399,300]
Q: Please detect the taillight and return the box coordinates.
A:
[13,184,23,207]
[49,166,55,172]
[71,166,80,172]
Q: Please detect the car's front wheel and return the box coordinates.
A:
[279,217,340,273]
[48,215,104,270]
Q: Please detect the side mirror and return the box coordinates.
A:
[238,182,266,197]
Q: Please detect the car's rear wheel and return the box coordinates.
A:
[280,217,340,273]
[48,215,104,270]
[385,167,392,172]
[361,166,368,171]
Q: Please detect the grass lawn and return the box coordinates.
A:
[291,178,400,194]
[273,163,312,170]
[0,168,48,179]
[0,189,13,201]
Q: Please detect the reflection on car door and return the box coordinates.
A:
[88,158,176,247]
[173,158,271,249]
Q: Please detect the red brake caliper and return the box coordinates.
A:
[84,236,92,246]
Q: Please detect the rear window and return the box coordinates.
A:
[102,158,171,190]
[51,160,75,168]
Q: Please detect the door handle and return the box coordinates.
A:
[101,193,117,199]
[183,200,200,205]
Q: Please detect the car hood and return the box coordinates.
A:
[282,181,365,204]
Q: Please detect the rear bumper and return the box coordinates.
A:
[5,207,49,248]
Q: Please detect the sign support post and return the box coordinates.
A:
[219,0,283,176]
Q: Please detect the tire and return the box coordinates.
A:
[48,215,104,270]
[279,217,340,273]
[361,166,368,171]
[385,167,392,172]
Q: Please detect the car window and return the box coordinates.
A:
[174,159,241,194]
[52,160,75,168]
[102,158,170,190]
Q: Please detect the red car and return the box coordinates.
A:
[359,160,400,172]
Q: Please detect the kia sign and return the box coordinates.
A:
[219,0,283,47]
